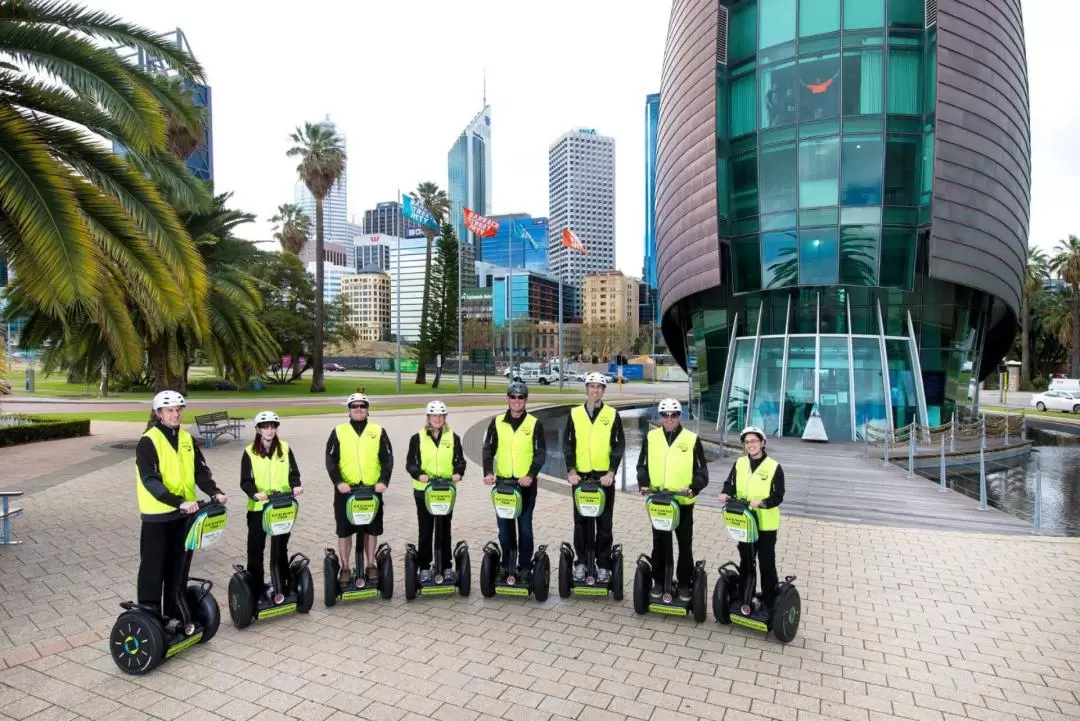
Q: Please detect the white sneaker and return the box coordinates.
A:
[573,563,587,582]
[596,568,612,584]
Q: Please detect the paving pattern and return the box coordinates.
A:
[1,408,1079,721]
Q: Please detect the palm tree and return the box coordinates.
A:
[287,121,345,393]
[1021,247,1049,387]
[1050,235,1080,376]
[411,182,450,385]
[0,0,208,341]
[270,203,311,256]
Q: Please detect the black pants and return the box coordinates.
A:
[497,481,538,572]
[651,504,695,588]
[413,490,453,572]
[247,511,291,595]
[738,529,778,606]
[572,484,615,570]
[137,518,188,619]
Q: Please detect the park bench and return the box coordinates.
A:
[1,491,23,546]
[193,411,244,449]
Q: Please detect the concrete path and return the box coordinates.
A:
[0,407,1078,721]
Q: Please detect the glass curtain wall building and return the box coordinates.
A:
[656,0,1030,442]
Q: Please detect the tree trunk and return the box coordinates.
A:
[1020,293,1031,387]
[415,229,434,385]
[310,198,326,393]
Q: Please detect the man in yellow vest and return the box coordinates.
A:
[563,372,625,584]
[325,393,394,585]
[135,391,227,630]
[482,382,547,584]
[405,400,466,583]
[240,411,302,599]
[718,426,786,612]
[635,398,708,601]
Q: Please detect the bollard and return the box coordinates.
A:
[1032,460,1042,533]
[939,433,948,493]
[977,442,988,511]
[907,429,915,477]
[883,432,890,467]
[950,412,956,452]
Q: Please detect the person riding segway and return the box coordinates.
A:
[560,372,625,599]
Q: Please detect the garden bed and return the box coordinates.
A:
[0,415,92,447]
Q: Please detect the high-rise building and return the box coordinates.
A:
[300,241,349,268]
[295,117,349,246]
[483,215,548,271]
[658,0,1031,440]
[363,201,423,238]
[448,105,492,249]
[583,271,640,357]
[643,93,661,292]
[387,235,436,343]
[353,235,391,272]
[341,271,391,342]
[548,127,616,319]
[305,262,353,305]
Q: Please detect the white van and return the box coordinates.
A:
[1049,378,1080,392]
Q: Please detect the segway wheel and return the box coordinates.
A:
[323,553,339,607]
[770,585,801,644]
[378,549,394,600]
[227,574,255,629]
[533,553,550,603]
[558,546,572,599]
[404,550,418,601]
[296,566,314,613]
[185,584,220,642]
[110,609,166,675]
[713,572,732,625]
[611,552,624,602]
[479,551,496,598]
[632,563,649,615]
[456,548,471,597]
[691,569,707,623]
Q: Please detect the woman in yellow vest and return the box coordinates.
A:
[135,391,227,632]
[405,400,466,582]
[635,398,708,601]
[718,426,786,612]
[240,411,302,599]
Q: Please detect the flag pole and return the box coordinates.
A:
[395,189,402,395]
[457,227,464,393]
[507,217,514,370]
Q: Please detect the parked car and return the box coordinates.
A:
[1031,390,1080,413]
[324,363,346,372]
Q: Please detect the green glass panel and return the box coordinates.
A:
[844,0,884,29]
[849,304,874,335]
[730,71,756,137]
[841,48,884,115]
[925,31,937,112]
[761,125,798,145]
[840,135,883,206]
[799,207,838,226]
[800,0,840,36]
[724,338,757,432]
[798,227,839,285]
[799,118,840,137]
[715,75,728,138]
[798,136,839,208]
[888,0,924,28]
[887,115,922,132]
[761,60,797,128]
[799,33,841,54]
[759,41,796,65]
[918,204,932,225]
[852,337,887,437]
[840,206,882,225]
[920,128,935,204]
[883,135,919,206]
[783,336,816,437]
[762,230,798,288]
[887,48,922,115]
[750,337,785,433]
[798,52,841,121]
[839,225,880,285]
[731,234,763,293]
[790,288,818,333]
[886,338,919,428]
[730,0,757,60]
[760,142,797,213]
[732,152,759,220]
[717,156,730,221]
[883,206,917,225]
[763,293,791,334]
[761,212,797,230]
[818,337,853,440]
[759,0,797,49]
[733,217,760,235]
[879,227,916,290]
[732,135,758,154]
[843,30,886,47]
[843,116,884,132]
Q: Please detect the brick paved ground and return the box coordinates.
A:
[1,407,1079,721]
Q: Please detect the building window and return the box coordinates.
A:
[761,60,797,128]
[729,0,757,61]
[887,47,922,115]
[798,227,839,285]
[888,0,923,28]
[841,47,884,115]
[759,142,797,213]
[759,0,796,50]
[883,135,920,205]
[732,152,759,219]
[798,136,840,208]
[797,50,841,121]
[844,0,884,29]
[730,67,756,137]
[879,227,916,290]
[840,135,883,206]
[762,230,798,288]
[731,234,762,293]
[799,0,839,38]
[839,225,879,285]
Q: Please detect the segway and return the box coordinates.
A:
[405,478,471,599]
[713,499,800,643]
[110,498,227,675]
[323,485,393,604]
[479,477,550,600]
[228,492,314,628]
[632,491,706,621]
[558,476,623,600]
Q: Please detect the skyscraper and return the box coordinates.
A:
[295,117,349,246]
[363,201,423,238]
[448,105,492,249]
[548,127,616,318]
[643,93,660,290]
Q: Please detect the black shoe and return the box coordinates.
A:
[496,569,508,585]
[650,583,662,599]
[518,568,533,587]
[677,584,692,602]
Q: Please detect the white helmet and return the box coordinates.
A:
[657,398,682,415]
[584,372,608,387]
[425,400,448,416]
[254,411,280,426]
[346,393,369,407]
[740,426,766,444]
[152,390,186,410]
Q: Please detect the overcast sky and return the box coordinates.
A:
[83,0,1077,274]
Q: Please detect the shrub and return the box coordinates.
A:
[186,378,239,392]
[0,415,91,447]
[1032,376,1048,391]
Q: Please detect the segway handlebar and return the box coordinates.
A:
[721,498,753,514]
[644,489,693,503]
[264,491,298,504]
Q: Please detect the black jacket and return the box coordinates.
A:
[405,428,467,480]
[721,452,785,509]
[562,402,626,475]
[635,425,709,496]
[481,411,547,478]
[135,421,223,522]
[325,419,394,486]
[240,440,302,501]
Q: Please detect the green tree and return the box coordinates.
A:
[287,121,345,393]
[411,182,450,384]
[428,222,460,388]
[1021,247,1049,387]
[1050,234,1080,376]
[270,203,310,256]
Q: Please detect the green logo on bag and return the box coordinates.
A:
[348,495,379,526]
[425,486,456,516]
[647,499,680,532]
[574,487,605,518]
[185,507,228,551]
[262,502,297,536]
[492,488,522,520]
